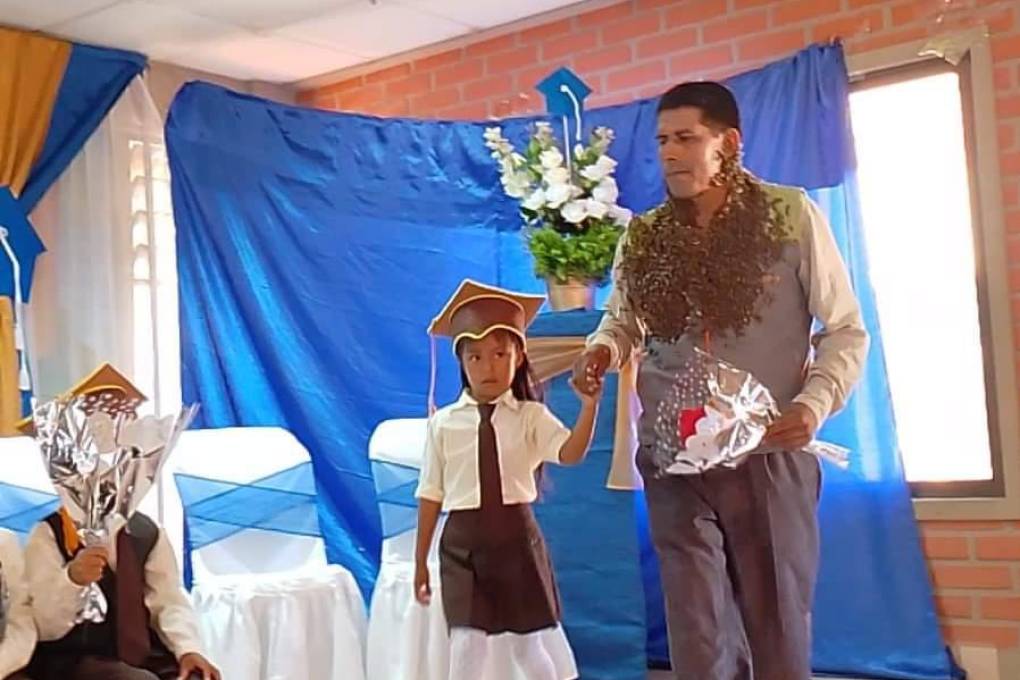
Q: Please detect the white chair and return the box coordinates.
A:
[165,426,367,680]
[366,418,450,680]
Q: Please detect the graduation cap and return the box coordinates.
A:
[426,279,545,413]
[0,186,44,301]
[17,363,147,435]
[537,67,592,119]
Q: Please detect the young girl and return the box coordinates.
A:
[414,280,602,680]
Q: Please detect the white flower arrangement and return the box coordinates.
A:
[484,122,632,284]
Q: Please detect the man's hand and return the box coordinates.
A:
[572,345,611,396]
[763,403,818,451]
[178,652,221,680]
[67,547,108,586]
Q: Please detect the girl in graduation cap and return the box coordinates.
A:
[414,280,600,680]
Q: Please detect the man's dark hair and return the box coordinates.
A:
[657,81,741,132]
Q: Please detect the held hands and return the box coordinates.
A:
[571,345,611,404]
[414,562,431,606]
[178,652,221,680]
[763,403,818,451]
[67,546,109,586]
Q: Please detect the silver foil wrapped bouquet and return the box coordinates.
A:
[30,365,197,623]
[652,348,849,475]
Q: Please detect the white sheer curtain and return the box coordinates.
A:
[27,75,181,417]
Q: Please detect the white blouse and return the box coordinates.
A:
[0,529,37,678]
[415,390,571,511]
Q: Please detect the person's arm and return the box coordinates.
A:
[0,531,37,677]
[766,193,869,449]
[588,232,643,368]
[558,388,601,465]
[414,419,444,605]
[24,522,97,641]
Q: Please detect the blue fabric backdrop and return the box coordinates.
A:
[167,44,955,678]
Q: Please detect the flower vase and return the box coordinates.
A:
[546,277,596,311]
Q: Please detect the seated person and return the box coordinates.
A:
[24,509,219,680]
[18,364,220,680]
[1,528,37,680]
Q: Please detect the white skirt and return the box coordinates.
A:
[448,625,578,680]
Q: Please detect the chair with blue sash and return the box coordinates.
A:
[166,426,367,680]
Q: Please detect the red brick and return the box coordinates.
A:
[606,60,667,92]
[337,83,385,110]
[516,61,570,92]
[929,564,1013,589]
[891,0,937,27]
[1003,150,1020,176]
[998,94,1020,120]
[847,0,892,8]
[577,2,633,28]
[992,34,1020,62]
[310,94,336,110]
[1001,123,1018,150]
[737,29,806,62]
[319,75,364,97]
[922,520,1008,531]
[703,10,768,44]
[1008,266,1020,291]
[465,34,518,58]
[921,535,970,560]
[368,98,410,118]
[812,11,885,43]
[849,25,928,53]
[1005,183,1020,209]
[486,45,539,74]
[602,12,663,44]
[734,0,778,9]
[639,82,672,99]
[436,102,489,121]
[936,595,974,619]
[589,90,636,107]
[521,19,573,43]
[575,45,634,74]
[365,63,411,84]
[987,7,1016,33]
[435,59,484,88]
[464,74,513,101]
[665,0,728,28]
[943,624,1020,648]
[670,45,734,77]
[385,73,431,98]
[983,596,1020,621]
[976,535,1020,560]
[636,27,699,59]
[772,0,842,26]
[413,49,462,72]
[995,66,1015,91]
[410,87,461,114]
[543,31,599,61]
[635,0,681,9]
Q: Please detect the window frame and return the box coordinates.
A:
[847,28,1020,519]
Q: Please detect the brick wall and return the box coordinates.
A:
[298,0,1020,655]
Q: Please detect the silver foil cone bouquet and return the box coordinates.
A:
[652,348,849,475]
[32,385,198,624]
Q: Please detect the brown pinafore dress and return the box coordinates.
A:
[439,402,561,634]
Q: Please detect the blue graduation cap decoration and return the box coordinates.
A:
[0,187,44,302]
[537,67,592,119]
[0,186,43,396]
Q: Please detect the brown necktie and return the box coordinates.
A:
[116,529,151,666]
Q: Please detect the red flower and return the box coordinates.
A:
[678,406,706,442]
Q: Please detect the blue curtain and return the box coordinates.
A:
[168,43,954,677]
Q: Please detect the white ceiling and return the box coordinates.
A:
[0,0,585,83]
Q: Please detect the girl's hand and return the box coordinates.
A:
[414,562,431,605]
[572,375,603,407]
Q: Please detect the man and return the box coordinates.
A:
[573,82,868,679]
[21,365,220,680]
[0,529,36,680]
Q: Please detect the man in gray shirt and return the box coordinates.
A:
[573,82,868,680]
